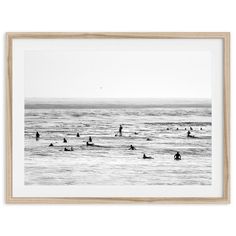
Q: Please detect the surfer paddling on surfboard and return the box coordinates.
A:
[143,154,153,159]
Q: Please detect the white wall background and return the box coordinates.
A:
[0,0,234,236]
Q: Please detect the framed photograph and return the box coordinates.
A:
[6,32,230,204]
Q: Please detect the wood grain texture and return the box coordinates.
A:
[6,32,230,204]
[223,32,230,203]
[5,197,230,204]
[6,33,13,203]
[5,32,231,39]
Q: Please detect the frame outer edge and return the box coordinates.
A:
[6,33,13,202]
[223,32,230,203]
[5,32,230,204]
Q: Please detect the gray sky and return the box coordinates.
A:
[24,40,212,98]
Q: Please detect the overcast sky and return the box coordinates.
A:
[24,39,212,98]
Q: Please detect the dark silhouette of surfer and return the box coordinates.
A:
[190,127,193,131]
[63,138,67,143]
[143,154,153,159]
[187,131,195,138]
[174,152,181,160]
[119,125,123,136]
[86,141,94,146]
[129,145,136,150]
[64,146,74,151]
[36,131,40,140]
[49,143,54,147]
[76,132,80,137]
[86,136,94,146]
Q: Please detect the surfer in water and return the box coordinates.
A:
[129,145,136,150]
[86,136,94,146]
[49,143,54,147]
[143,154,153,159]
[187,130,195,138]
[86,141,94,146]
[64,146,74,151]
[174,152,181,160]
[187,130,191,137]
[36,131,40,140]
[119,125,123,136]
[76,132,80,137]
[63,138,67,143]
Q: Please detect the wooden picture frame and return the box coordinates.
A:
[6,32,230,204]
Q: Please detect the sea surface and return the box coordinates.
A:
[25,98,212,185]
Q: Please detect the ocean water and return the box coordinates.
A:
[24,98,212,185]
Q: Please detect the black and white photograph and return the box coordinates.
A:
[24,39,212,186]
